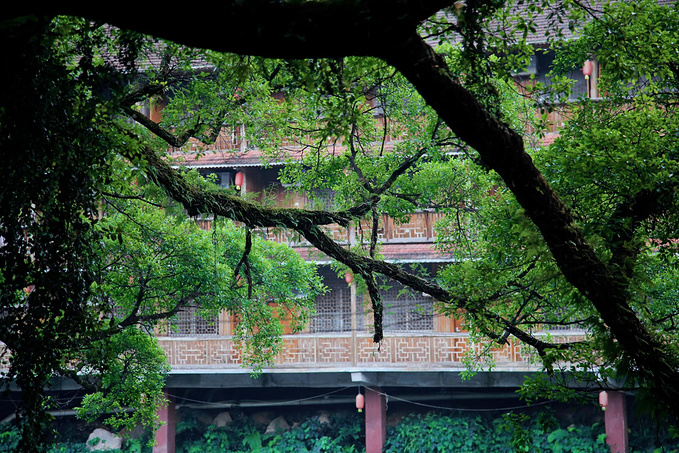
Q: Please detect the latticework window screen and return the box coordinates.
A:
[310,267,365,333]
[382,281,434,332]
[169,305,219,336]
[310,266,435,333]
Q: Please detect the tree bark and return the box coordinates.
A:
[2,1,451,58]
[381,30,679,418]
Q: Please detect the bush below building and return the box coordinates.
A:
[1,406,678,452]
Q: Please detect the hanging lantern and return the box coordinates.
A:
[599,391,608,411]
[345,271,354,284]
[355,392,364,413]
[234,172,244,190]
[582,60,593,80]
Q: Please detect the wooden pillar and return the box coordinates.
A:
[153,392,176,453]
[365,387,386,453]
[604,391,628,453]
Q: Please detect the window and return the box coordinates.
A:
[531,50,598,101]
[312,188,336,210]
[514,54,538,77]
[169,305,219,336]
[382,281,434,332]
[310,267,365,333]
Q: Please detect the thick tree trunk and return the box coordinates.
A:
[382,32,679,420]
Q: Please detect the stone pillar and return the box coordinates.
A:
[605,391,628,453]
[153,392,176,453]
[365,387,386,453]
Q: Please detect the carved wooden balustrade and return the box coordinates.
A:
[156,330,586,372]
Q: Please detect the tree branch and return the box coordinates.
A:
[234,228,254,299]
[381,29,679,417]
[134,144,377,228]
[9,1,456,59]
[124,106,227,148]
[606,179,679,280]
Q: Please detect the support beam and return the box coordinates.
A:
[365,386,387,453]
[604,391,628,453]
[153,392,176,453]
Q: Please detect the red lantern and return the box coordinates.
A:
[345,271,354,284]
[355,392,364,413]
[599,391,608,411]
[234,172,244,190]
[582,60,593,80]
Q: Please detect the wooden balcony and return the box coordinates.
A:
[0,330,587,377]
[194,211,447,248]
[156,330,586,372]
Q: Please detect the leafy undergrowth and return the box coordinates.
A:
[1,408,678,452]
[176,411,364,453]
[384,412,608,453]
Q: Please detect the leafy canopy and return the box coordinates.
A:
[4,0,679,448]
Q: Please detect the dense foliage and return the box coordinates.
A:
[0,17,322,451]
[4,407,679,453]
[384,412,608,453]
[176,412,364,453]
[4,0,679,449]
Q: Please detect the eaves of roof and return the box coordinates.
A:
[292,242,458,265]
[169,141,401,169]
[170,147,305,169]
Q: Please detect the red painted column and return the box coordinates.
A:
[365,387,386,453]
[153,392,176,453]
[604,391,628,453]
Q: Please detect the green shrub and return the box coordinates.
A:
[5,406,678,453]
[384,413,508,452]
[176,411,364,453]
[0,425,19,452]
[383,412,610,453]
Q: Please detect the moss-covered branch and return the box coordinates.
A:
[137,145,377,229]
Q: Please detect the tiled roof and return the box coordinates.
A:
[170,141,398,169]
[171,148,303,169]
[429,1,679,47]
[428,2,579,47]
[521,0,676,44]
[170,130,559,170]
[380,242,458,262]
[520,3,577,45]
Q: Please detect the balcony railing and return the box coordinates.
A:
[0,329,587,375]
[195,211,447,247]
[156,331,587,372]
